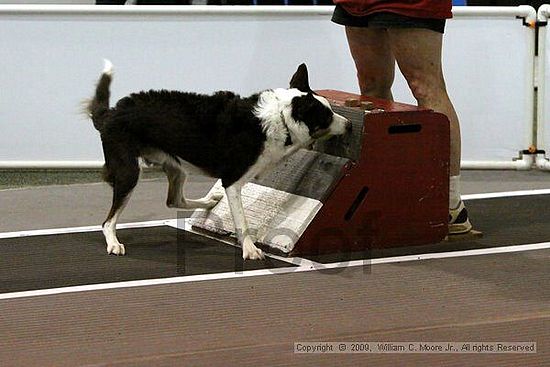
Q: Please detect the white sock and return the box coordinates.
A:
[449,175,461,210]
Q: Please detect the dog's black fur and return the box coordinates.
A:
[87,61,349,258]
[90,79,336,188]
[92,88,267,188]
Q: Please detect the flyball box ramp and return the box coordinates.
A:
[191,90,450,256]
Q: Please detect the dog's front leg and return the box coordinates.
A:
[225,184,265,260]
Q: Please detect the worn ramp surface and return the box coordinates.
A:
[190,149,349,254]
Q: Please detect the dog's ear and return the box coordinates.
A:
[289,63,311,93]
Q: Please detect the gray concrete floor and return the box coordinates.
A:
[1,170,548,367]
[2,169,550,233]
[460,169,550,194]
[0,169,166,190]
[2,251,548,367]
[0,172,215,232]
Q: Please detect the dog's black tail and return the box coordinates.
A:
[86,59,113,131]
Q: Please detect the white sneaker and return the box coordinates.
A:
[449,200,472,235]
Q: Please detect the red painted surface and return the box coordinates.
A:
[291,90,450,256]
[318,89,426,112]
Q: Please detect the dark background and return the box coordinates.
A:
[466,1,544,7]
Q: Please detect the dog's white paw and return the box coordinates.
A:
[209,186,225,202]
[202,202,216,209]
[242,238,264,260]
[244,246,264,260]
[203,198,222,210]
[107,242,126,256]
[202,187,225,209]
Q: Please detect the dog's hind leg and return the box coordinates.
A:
[225,184,264,260]
[164,163,223,210]
[102,150,140,256]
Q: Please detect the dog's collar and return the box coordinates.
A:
[280,111,293,146]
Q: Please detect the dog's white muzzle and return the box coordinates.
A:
[329,113,351,136]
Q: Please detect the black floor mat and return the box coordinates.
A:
[2,195,549,293]
[0,226,295,294]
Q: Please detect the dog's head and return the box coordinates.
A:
[287,64,351,141]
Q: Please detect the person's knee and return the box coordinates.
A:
[406,73,447,106]
[357,71,393,99]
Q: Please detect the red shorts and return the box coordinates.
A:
[332,0,452,20]
[332,5,447,34]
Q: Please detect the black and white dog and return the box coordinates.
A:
[87,60,350,260]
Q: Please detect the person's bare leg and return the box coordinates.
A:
[387,28,461,177]
[345,26,396,100]
[388,28,471,233]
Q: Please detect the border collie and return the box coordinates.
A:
[86,60,350,260]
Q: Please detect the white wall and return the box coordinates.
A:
[0,5,538,167]
[396,7,536,167]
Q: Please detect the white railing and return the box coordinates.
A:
[456,6,537,170]
[536,5,550,170]
[0,5,540,169]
